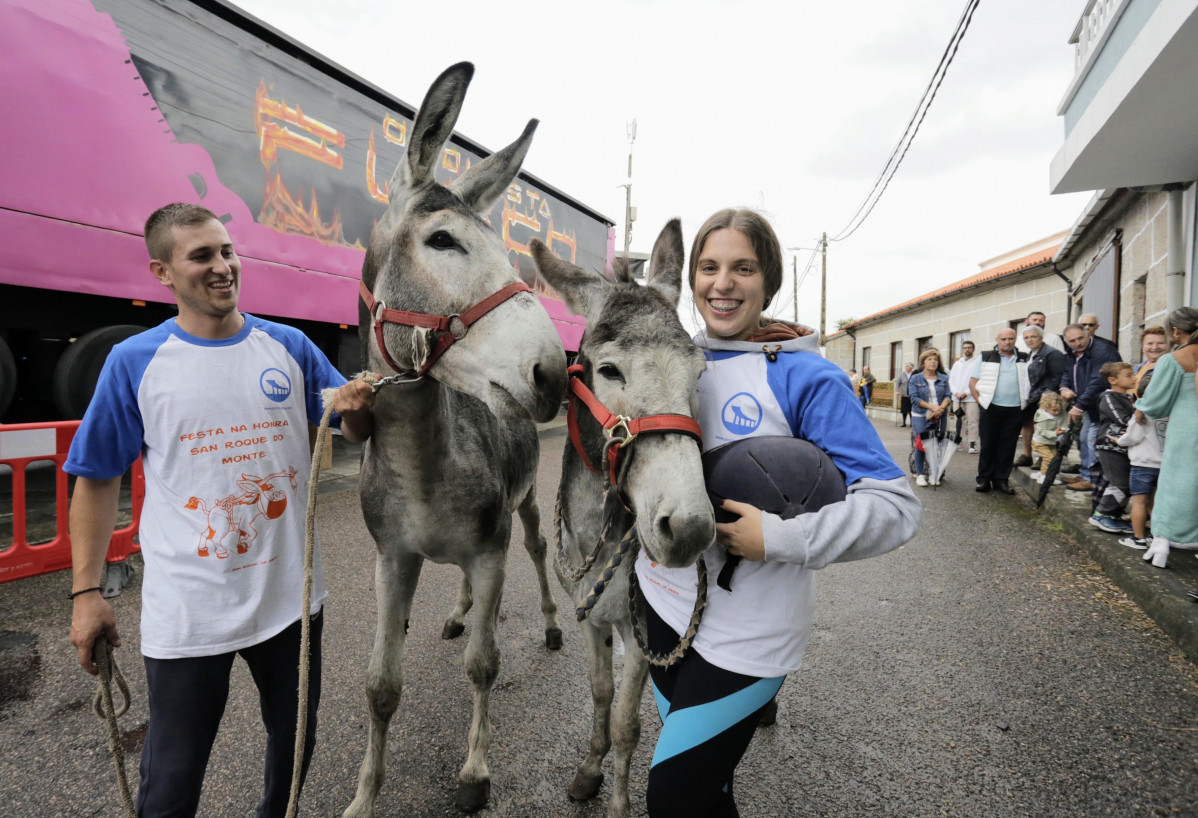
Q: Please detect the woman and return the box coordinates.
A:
[1138,307,1198,569]
[634,208,921,818]
[908,348,951,487]
[1134,325,1168,397]
[896,362,914,427]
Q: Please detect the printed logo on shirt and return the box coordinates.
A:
[183,467,297,561]
[259,368,292,403]
[720,392,762,435]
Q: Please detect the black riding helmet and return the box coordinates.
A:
[702,435,847,590]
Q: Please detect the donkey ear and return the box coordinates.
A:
[393,62,474,195]
[450,119,537,213]
[530,239,606,322]
[646,218,684,305]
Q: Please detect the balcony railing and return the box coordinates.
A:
[1070,0,1131,74]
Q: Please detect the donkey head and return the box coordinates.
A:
[360,62,565,421]
[531,220,715,568]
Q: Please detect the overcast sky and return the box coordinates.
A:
[234,0,1094,335]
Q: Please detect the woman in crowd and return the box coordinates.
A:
[909,348,951,487]
[1134,325,1168,397]
[634,208,921,817]
[1138,307,1198,569]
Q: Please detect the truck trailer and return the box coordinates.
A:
[0,0,614,422]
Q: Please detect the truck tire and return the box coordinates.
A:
[0,336,16,418]
[52,325,145,420]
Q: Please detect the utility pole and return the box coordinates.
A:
[792,256,798,322]
[820,231,827,341]
[621,119,637,259]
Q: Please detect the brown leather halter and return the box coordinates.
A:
[565,363,703,487]
[359,279,532,378]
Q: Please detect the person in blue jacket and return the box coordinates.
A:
[1059,322,1122,492]
[634,208,921,817]
[908,347,952,487]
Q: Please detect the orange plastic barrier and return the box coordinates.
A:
[0,421,143,584]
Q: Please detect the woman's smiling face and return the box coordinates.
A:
[693,228,767,341]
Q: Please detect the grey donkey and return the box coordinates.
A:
[345,62,567,817]
[530,220,715,818]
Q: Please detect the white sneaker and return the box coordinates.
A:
[1033,473,1044,484]
[916,474,928,487]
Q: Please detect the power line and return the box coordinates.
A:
[829,0,981,243]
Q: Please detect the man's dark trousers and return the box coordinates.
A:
[977,404,1024,486]
[137,610,323,818]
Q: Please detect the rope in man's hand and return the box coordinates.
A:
[93,634,136,818]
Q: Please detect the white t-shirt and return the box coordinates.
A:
[65,315,345,658]
[635,333,906,678]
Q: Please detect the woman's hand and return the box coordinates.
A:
[716,499,766,561]
[1134,409,1146,425]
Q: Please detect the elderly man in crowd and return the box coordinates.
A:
[1016,310,1066,354]
[1059,322,1122,492]
[1078,313,1117,349]
[948,341,979,453]
[1015,325,1068,467]
[970,328,1029,494]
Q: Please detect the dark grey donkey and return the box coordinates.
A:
[531,221,715,818]
[345,63,567,817]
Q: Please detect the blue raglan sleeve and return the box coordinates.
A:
[760,354,921,568]
[256,319,348,428]
[64,339,151,479]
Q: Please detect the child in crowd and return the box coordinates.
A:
[1031,391,1069,484]
[1091,362,1137,534]
[1114,409,1167,549]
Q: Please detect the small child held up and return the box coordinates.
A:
[1031,391,1069,484]
[1091,361,1137,534]
[1114,409,1168,549]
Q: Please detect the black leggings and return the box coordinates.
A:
[137,611,322,818]
[645,604,784,818]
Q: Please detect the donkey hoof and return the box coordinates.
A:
[442,620,466,640]
[567,770,603,802]
[545,627,564,651]
[757,697,778,727]
[455,778,490,813]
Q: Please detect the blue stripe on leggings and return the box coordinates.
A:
[650,678,670,723]
[651,676,784,768]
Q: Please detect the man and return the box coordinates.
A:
[1078,313,1117,349]
[67,203,377,817]
[859,365,876,408]
[948,341,979,453]
[1059,322,1122,492]
[1016,325,1067,466]
[895,362,914,427]
[1016,310,1066,354]
[969,329,1029,494]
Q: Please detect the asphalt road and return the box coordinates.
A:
[1,422,1195,817]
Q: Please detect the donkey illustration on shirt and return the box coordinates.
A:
[184,467,298,559]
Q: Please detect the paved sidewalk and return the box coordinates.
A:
[1011,465,1198,664]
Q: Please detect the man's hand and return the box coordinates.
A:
[1068,406,1084,423]
[717,499,766,562]
[1060,387,1076,400]
[335,375,378,442]
[71,592,119,675]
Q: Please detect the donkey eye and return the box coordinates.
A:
[597,364,625,384]
[427,230,457,250]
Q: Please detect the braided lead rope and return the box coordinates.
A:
[284,396,334,818]
[553,490,617,583]
[574,527,637,622]
[92,635,136,818]
[628,552,709,669]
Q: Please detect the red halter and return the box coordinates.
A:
[566,363,703,486]
[359,279,532,378]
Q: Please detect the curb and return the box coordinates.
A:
[1013,467,1198,665]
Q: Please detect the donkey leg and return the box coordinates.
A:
[344,551,423,818]
[607,624,650,818]
[518,488,563,650]
[568,619,614,802]
[456,553,505,812]
[443,573,472,640]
